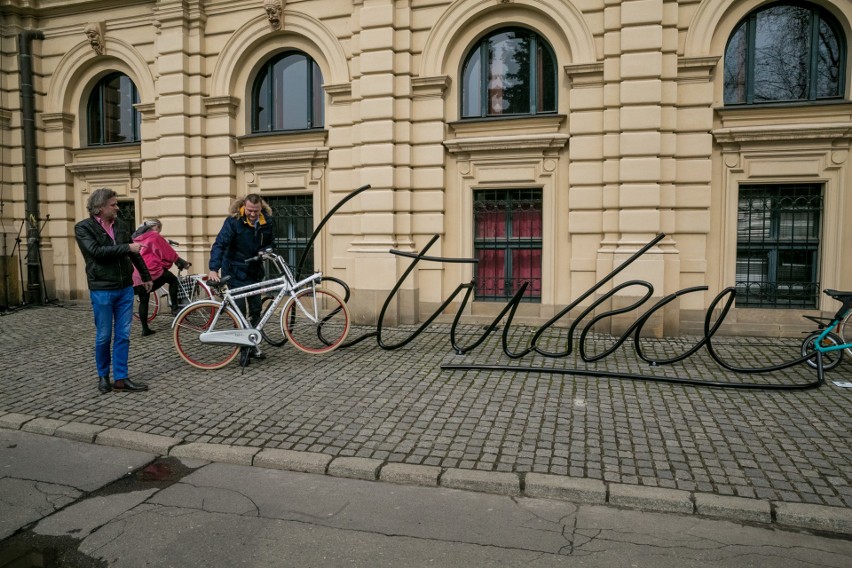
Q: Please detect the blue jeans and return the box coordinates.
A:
[90,287,134,379]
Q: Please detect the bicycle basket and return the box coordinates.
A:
[177,275,195,304]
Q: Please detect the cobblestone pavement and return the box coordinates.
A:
[1,303,850,509]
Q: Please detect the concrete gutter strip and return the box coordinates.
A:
[441,468,521,496]
[525,473,607,504]
[609,484,694,514]
[1,418,849,537]
[694,493,772,524]
[170,442,258,465]
[380,463,441,487]
[96,428,182,455]
[327,456,383,480]
[254,448,332,474]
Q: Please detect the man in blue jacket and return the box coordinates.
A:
[75,188,153,394]
[207,194,275,365]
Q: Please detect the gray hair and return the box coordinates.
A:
[86,187,117,216]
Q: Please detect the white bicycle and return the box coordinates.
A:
[172,248,350,369]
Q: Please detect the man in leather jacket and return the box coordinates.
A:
[75,188,153,394]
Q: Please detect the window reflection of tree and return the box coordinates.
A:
[723,2,844,105]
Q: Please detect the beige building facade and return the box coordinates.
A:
[0,0,850,336]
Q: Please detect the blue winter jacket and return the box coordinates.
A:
[209,213,275,282]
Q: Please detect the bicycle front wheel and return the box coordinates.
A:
[800,332,844,371]
[283,288,350,354]
[839,310,852,358]
[173,301,242,369]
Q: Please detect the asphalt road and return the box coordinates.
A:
[1,429,850,568]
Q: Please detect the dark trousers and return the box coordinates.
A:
[134,270,179,323]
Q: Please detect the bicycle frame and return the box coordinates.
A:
[810,303,852,354]
[175,250,323,348]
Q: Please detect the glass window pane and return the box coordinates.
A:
[536,43,556,112]
[487,31,530,115]
[724,23,748,104]
[753,5,811,102]
[461,45,482,118]
[311,61,324,127]
[87,86,103,145]
[275,54,308,130]
[816,18,842,98]
[254,72,270,131]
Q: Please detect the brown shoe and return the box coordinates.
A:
[113,378,149,392]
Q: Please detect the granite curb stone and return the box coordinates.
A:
[609,484,694,514]
[380,463,441,487]
[0,424,850,535]
[170,442,258,465]
[328,456,383,480]
[774,502,852,534]
[254,448,331,474]
[0,413,34,430]
[694,493,772,524]
[21,417,67,436]
[54,423,108,444]
[441,469,520,496]
[96,428,181,455]
[525,473,607,504]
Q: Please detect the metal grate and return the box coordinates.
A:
[265,194,314,279]
[735,184,822,308]
[473,188,542,301]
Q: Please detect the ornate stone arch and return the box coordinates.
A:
[45,38,155,116]
[684,0,851,58]
[210,11,349,101]
[418,0,596,79]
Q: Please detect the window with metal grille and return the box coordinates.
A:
[87,72,141,145]
[735,184,822,308]
[473,189,542,301]
[117,199,135,229]
[265,195,314,278]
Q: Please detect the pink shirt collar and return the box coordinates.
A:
[94,215,115,241]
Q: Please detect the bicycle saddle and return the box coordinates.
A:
[824,289,852,302]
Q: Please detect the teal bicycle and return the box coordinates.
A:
[800,289,852,370]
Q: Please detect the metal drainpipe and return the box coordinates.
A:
[18,30,44,305]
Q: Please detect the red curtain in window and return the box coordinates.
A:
[477,249,506,296]
[511,205,542,296]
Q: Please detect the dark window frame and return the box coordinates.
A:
[251,51,325,133]
[473,188,543,302]
[460,27,558,119]
[86,72,141,146]
[723,1,846,105]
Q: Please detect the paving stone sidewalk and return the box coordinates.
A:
[1,303,850,531]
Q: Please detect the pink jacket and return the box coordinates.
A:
[132,230,179,287]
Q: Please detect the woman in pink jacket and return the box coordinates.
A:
[132,219,190,336]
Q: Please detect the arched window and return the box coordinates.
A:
[724,2,846,105]
[461,27,557,119]
[252,51,324,133]
[86,72,141,145]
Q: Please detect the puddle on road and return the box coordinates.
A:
[0,457,200,567]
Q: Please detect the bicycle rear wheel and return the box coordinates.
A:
[133,291,160,323]
[283,288,350,354]
[839,311,852,358]
[173,301,241,369]
[800,332,844,371]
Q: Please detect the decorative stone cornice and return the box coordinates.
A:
[564,62,604,88]
[444,133,569,154]
[41,112,75,131]
[411,75,451,99]
[203,96,240,118]
[677,56,719,83]
[231,147,329,166]
[65,159,141,175]
[324,83,353,105]
[0,109,14,129]
[133,102,157,120]
[712,123,852,145]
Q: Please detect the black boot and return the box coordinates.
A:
[98,376,111,394]
[141,325,156,337]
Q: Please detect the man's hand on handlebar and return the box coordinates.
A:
[207,270,220,282]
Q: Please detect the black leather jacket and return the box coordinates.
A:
[75,216,151,290]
